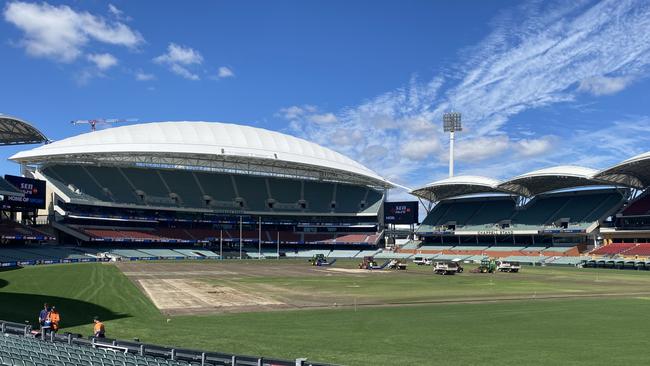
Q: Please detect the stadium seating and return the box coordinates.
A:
[0,177,21,195]
[545,256,589,266]
[398,240,421,250]
[232,175,269,211]
[84,166,141,204]
[418,189,623,233]
[83,228,168,242]
[502,255,547,264]
[41,164,383,215]
[268,177,301,205]
[328,250,362,258]
[0,334,190,366]
[590,243,637,256]
[303,180,334,212]
[374,251,413,259]
[465,199,516,226]
[622,194,650,216]
[621,244,650,256]
[194,171,237,206]
[0,323,321,366]
[158,169,205,207]
[0,221,52,240]
[137,249,185,258]
[334,183,367,212]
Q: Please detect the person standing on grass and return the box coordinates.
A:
[93,316,105,338]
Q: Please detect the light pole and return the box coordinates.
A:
[443,112,462,177]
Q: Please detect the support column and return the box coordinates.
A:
[258,216,262,260]
[239,216,243,259]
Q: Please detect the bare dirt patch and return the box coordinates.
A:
[117,261,325,315]
[138,278,284,312]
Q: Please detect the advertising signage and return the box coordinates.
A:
[3,175,46,209]
[384,201,419,224]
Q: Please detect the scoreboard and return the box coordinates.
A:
[384,201,418,224]
[2,175,46,209]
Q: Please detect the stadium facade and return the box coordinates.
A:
[408,158,650,264]
[10,121,393,251]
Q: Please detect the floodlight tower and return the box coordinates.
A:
[443,112,462,177]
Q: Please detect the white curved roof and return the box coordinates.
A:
[0,115,48,145]
[498,165,606,197]
[595,151,650,188]
[411,175,508,202]
[11,121,392,187]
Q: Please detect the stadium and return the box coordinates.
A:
[3,115,650,366]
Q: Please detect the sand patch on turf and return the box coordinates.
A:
[138,278,283,310]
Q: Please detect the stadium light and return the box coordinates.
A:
[443,112,462,177]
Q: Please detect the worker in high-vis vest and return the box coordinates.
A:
[93,316,105,338]
[48,306,61,332]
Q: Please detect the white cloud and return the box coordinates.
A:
[135,70,155,81]
[154,43,203,80]
[217,66,234,78]
[280,106,306,120]
[154,43,203,65]
[3,1,142,62]
[279,0,650,187]
[443,0,650,136]
[578,76,631,96]
[86,53,117,70]
[401,140,440,160]
[170,64,199,80]
[308,113,337,124]
[107,4,130,21]
[455,135,510,162]
[514,136,558,157]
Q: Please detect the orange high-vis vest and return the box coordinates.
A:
[94,321,104,334]
[49,312,60,330]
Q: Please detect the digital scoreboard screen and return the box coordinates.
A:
[3,175,46,209]
[384,201,418,224]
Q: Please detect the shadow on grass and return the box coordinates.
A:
[0,279,7,289]
[0,292,129,330]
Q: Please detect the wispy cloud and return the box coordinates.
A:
[86,53,118,70]
[578,75,631,96]
[217,66,235,78]
[280,0,650,191]
[3,1,142,62]
[154,43,203,80]
[107,4,130,22]
[135,70,155,81]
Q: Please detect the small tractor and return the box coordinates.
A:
[359,256,378,269]
[433,261,463,275]
[475,258,497,273]
[309,254,335,266]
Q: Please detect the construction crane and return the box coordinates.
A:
[70,118,138,132]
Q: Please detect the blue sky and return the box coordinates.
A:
[2,0,650,201]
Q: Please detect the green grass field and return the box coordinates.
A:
[2,261,650,365]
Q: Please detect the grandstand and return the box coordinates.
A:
[410,166,632,262]
[9,121,390,254]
